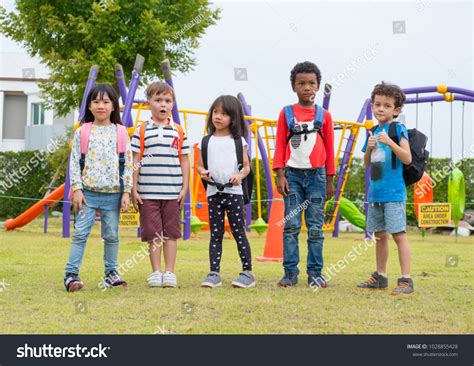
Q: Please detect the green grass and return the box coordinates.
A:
[0,217,472,334]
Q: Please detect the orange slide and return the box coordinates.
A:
[3,184,65,230]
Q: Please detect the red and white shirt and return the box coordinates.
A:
[272,104,335,175]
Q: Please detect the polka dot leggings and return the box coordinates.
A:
[208,192,252,272]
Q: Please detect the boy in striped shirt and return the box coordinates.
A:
[131,82,190,288]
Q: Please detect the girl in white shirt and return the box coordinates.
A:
[197,95,255,288]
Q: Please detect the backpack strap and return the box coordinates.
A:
[116,124,127,192]
[79,122,93,174]
[139,121,147,160]
[388,122,400,170]
[234,136,244,170]
[284,104,324,144]
[201,135,211,170]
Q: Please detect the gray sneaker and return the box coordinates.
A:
[390,277,416,296]
[231,271,256,288]
[201,272,222,288]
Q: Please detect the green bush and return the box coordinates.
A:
[0,151,53,219]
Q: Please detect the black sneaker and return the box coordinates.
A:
[390,277,415,296]
[278,271,298,287]
[357,272,388,290]
[308,272,327,288]
[104,270,128,288]
[64,273,84,292]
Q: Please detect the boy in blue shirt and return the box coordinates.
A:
[358,82,415,295]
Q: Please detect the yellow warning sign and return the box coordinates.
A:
[418,203,451,227]
[120,205,139,227]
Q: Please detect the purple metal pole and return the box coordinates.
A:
[63,65,99,238]
[44,204,49,234]
[406,95,474,103]
[122,55,144,129]
[322,83,332,110]
[162,59,191,240]
[238,93,274,221]
[364,101,372,239]
[114,63,133,125]
[402,85,474,98]
[332,99,370,237]
[239,98,252,231]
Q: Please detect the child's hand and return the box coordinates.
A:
[177,189,186,209]
[121,193,130,212]
[367,131,377,149]
[131,188,143,211]
[229,172,244,186]
[200,169,211,181]
[72,190,88,214]
[326,180,335,200]
[376,130,392,146]
[276,174,290,197]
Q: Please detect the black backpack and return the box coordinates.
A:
[372,122,429,186]
[201,135,254,204]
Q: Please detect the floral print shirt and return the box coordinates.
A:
[70,123,133,193]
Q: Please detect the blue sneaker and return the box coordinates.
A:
[308,272,327,288]
[278,271,298,287]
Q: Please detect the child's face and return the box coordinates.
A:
[89,92,114,122]
[211,105,231,132]
[147,92,174,122]
[371,95,400,124]
[293,73,319,106]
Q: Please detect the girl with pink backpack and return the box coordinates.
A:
[64,83,133,292]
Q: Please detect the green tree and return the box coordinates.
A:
[0,0,220,116]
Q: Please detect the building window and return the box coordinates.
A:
[32,103,45,125]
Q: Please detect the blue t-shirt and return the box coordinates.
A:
[362,122,409,202]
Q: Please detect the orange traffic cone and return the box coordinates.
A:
[257,191,284,262]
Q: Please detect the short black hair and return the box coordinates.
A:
[290,61,321,88]
[371,81,406,109]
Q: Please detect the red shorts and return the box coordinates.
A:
[139,199,182,241]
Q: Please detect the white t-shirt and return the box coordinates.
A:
[198,135,248,197]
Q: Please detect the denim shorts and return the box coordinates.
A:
[366,201,406,234]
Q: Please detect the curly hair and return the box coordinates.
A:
[371,82,406,109]
[290,61,321,88]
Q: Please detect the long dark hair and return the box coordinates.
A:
[206,95,248,139]
[81,83,122,125]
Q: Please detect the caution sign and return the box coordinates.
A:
[418,203,451,227]
[120,205,139,227]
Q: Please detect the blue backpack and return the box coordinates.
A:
[283,104,325,144]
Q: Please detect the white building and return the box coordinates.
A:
[0,3,76,152]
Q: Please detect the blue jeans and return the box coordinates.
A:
[65,189,122,276]
[283,167,326,275]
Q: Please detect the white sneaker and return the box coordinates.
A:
[162,271,177,288]
[147,271,163,287]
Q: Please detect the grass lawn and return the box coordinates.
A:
[0,216,472,334]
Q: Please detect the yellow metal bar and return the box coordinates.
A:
[334,125,347,167]
[253,123,262,218]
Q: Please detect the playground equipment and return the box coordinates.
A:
[5,70,472,249]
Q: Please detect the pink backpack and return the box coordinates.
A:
[68,123,128,200]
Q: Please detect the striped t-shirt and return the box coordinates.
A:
[131,119,190,200]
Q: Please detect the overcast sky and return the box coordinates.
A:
[166,0,473,159]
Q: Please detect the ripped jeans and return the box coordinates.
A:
[283,167,326,275]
